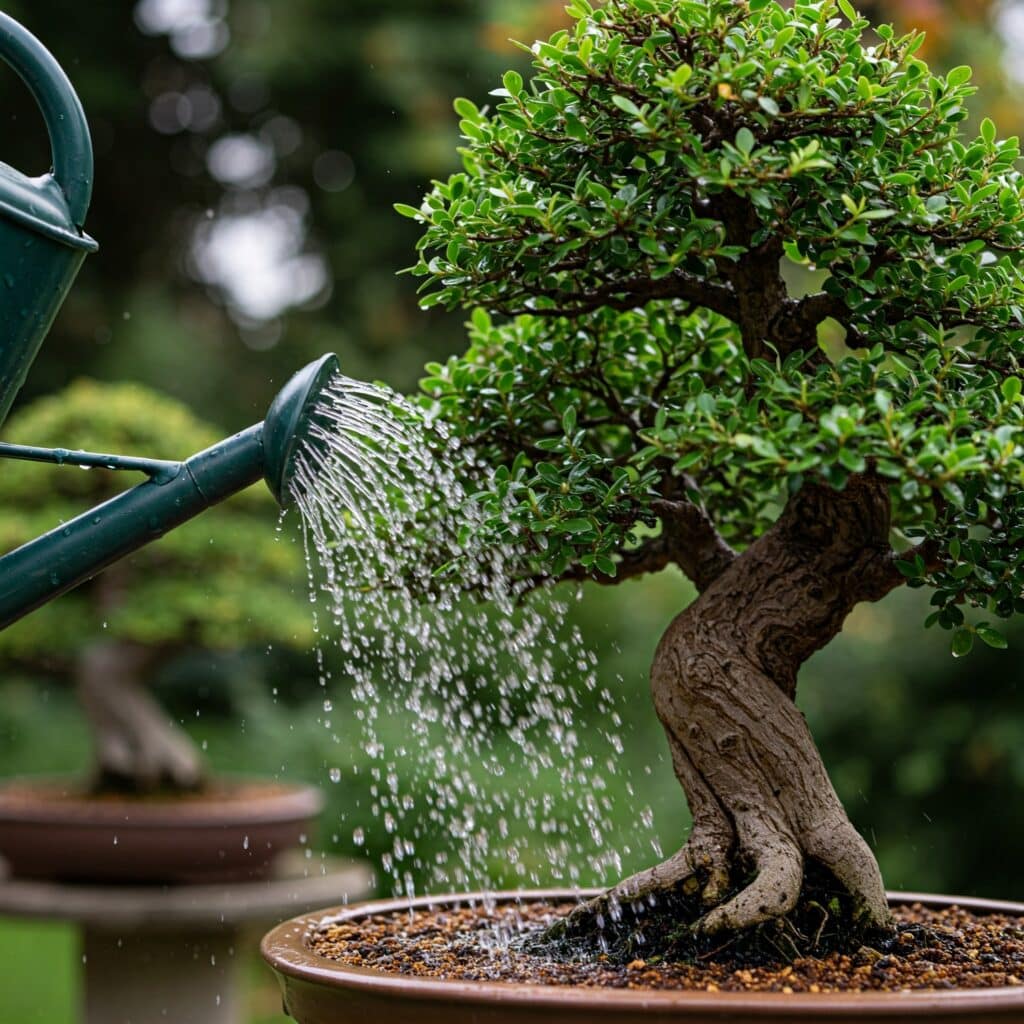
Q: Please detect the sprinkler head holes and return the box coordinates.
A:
[263,352,341,507]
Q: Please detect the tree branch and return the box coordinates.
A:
[651,497,737,591]
[520,531,675,594]
[521,497,736,595]
[852,538,943,604]
[494,269,736,322]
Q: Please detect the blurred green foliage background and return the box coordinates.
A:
[0,1,1022,1021]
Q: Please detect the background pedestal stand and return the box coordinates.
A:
[0,852,373,1024]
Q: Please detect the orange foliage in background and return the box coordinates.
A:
[867,0,1021,135]
[481,0,570,54]
[865,0,996,56]
[480,1,999,66]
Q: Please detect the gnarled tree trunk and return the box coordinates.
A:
[571,474,908,938]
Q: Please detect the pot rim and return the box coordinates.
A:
[261,888,1024,1016]
[0,774,324,827]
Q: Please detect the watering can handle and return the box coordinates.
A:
[0,12,93,229]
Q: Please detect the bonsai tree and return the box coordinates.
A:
[0,380,313,792]
[402,0,1024,939]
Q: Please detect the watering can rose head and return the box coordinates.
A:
[401,0,1024,943]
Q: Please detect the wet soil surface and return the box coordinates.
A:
[310,899,1024,992]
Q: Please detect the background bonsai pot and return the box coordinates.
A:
[0,775,323,883]
[261,890,1024,1024]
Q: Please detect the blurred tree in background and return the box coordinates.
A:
[0,0,1020,912]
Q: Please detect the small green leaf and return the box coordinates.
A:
[838,448,867,473]
[1002,376,1022,403]
[981,117,997,146]
[639,237,662,257]
[394,203,422,220]
[947,66,972,88]
[775,27,796,49]
[977,626,1008,650]
[837,0,858,22]
[735,127,755,156]
[612,95,642,117]
[671,64,693,90]
[503,70,524,96]
[951,628,975,658]
[757,95,780,117]
[561,517,595,534]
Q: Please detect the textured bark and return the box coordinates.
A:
[581,475,902,936]
[76,641,205,793]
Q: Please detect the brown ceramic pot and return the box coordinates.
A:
[0,775,323,883]
[261,889,1024,1024]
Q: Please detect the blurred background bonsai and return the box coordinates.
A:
[0,380,312,792]
[0,0,1022,1020]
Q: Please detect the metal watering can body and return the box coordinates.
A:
[0,12,97,427]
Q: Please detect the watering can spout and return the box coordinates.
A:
[0,354,340,630]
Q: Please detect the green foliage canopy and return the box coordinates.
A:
[0,381,312,661]
[406,0,1024,652]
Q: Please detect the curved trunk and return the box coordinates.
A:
[572,475,903,938]
[76,640,205,793]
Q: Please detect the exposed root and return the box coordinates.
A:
[803,821,891,930]
[545,833,728,943]
[544,767,734,945]
[542,798,893,953]
[700,830,802,935]
[535,859,893,966]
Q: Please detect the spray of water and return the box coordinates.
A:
[288,373,657,900]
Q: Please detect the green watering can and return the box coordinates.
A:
[0,13,339,628]
[0,11,97,426]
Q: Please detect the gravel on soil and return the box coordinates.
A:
[310,899,1024,993]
